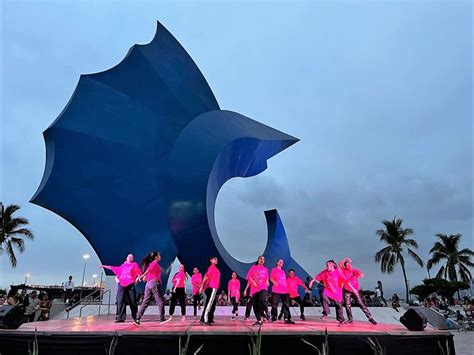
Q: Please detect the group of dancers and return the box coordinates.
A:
[101,253,377,327]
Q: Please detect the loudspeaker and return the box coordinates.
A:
[400,308,427,331]
[0,305,27,329]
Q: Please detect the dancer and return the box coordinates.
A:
[134,252,168,326]
[199,256,220,325]
[246,255,269,326]
[228,271,241,320]
[169,264,187,321]
[270,259,294,324]
[375,280,388,306]
[101,254,141,323]
[243,281,254,320]
[338,258,377,325]
[279,269,310,321]
[309,260,346,326]
[191,267,203,318]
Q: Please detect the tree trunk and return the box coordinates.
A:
[400,259,410,303]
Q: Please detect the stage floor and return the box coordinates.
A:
[0,315,455,354]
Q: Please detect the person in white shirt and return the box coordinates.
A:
[63,275,75,304]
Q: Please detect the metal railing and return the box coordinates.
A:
[66,288,112,318]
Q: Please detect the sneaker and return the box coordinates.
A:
[160,318,171,324]
[231,315,235,320]
[337,321,345,327]
[199,320,211,326]
[284,319,296,325]
[346,319,353,324]
[181,316,186,322]
[369,318,377,325]
[235,313,239,318]
[300,315,306,321]
[320,315,327,320]
[277,314,283,320]
[270,318,277,323]
[252,320,263,326]
[168,315,174,321]
[245,317,250,321]
[114,319,124,323]
[133,318,141,326]
[209,320,215,324]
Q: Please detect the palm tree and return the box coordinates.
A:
[427,233,474,298]
[374,217,424,302]
[0,204,35,267]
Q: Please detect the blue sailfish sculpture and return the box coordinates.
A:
[31,21,310,286]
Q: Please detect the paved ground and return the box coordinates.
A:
[452,331,473,355]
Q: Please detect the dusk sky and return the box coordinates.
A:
[1,1,472,297]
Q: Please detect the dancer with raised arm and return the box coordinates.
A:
[270,259,294,324]
[279,269,310,321]
[246,255,269,326]
[133,252,168,326]
[199,256,220,325]
[228,272,241,320]
[101,254,141,323]
[309,260,346,326]
[191,267,203,318]
[338,258,377,325]
[169,264,187,321]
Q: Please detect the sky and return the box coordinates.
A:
[0,0,472,297]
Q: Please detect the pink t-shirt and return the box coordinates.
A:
[228,279,241,301]
[246,265,269,296]
[287,276,304,298]
[145,260,161,282]
[205,264,220,289]
[172,270,186,288]
[191,273,202,295]
[340,268,362,292]
[270,268,288,294]
[105,262,141,287]
[315,269,346,302]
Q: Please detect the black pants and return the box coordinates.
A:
[252,289,268,321]
[245,296,253,317]
[64,289,73,303]
[343,289,372,321]
[137,279,164,320]
[201,288,218,323]
[193,294,202,316]
[322,293,344,322]
[169,287,186,316]
[116,283,137,321]
[271,293,290,320]
[230,297,239,314]
[280,296,304,318]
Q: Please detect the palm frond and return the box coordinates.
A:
[407,248,424,267]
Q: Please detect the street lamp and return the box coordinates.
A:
[79,253,90,301]
[92,274,98,287]
[24,273,30,285]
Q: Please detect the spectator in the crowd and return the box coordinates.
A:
[164,289,172,305]
[375,281,387,306]
[7,289,19,306]
[25,291,40,322]
[391,293,400,312]
[463,301,472,320]
[38,293,53,321]
[218,290,228,306]
[444,314,457,330]
[18,289,29,311]
[63,275,75,304]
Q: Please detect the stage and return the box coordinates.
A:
[0,315,454,355]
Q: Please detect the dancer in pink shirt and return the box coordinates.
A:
[270,259,295,324]
[134,251,168,325]
[279,269,310,321]
[101,254,141,323]
[169,264,187,320]
[246,255,269,326]
[228,272,241,320]
[309,260,346,326]
[191,267,203,318]
[338,258,377,325]
[199,256,221,325]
